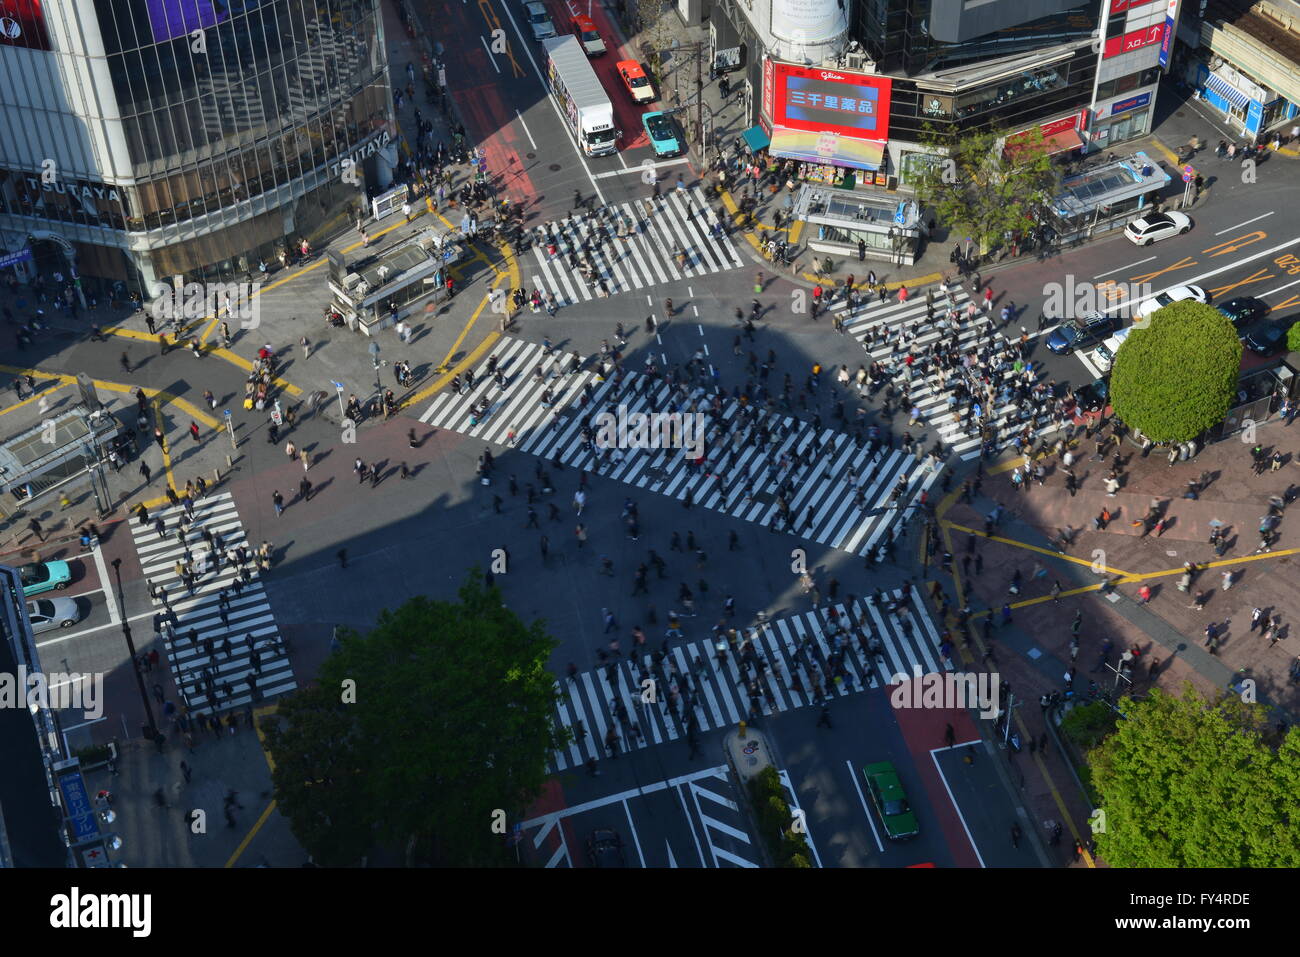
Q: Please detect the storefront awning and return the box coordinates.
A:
[741,125,770,152]
[1204,71,1251,110]
[1041,128,1084,155]
[1005,127,1084,159]
[769,127,886,172]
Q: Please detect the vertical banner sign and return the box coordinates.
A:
[762,57,775,126]
[1159,0,1179,67]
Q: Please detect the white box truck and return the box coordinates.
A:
[542,35,619,157]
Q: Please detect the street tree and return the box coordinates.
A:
[1287,319,1300,355]
[1110,301,1241,443]
[1087,684,1300,867]
[262,577,561,866]
[909,125,1057,256]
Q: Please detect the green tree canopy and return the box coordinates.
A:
[1088,685,1300,867]
[1110,301,1241,443]
[909,125,1058,254]
[262,577,560,866]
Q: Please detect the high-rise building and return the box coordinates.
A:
[0,0,396,295]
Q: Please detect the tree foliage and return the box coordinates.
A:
[262,577,560,866]
[909,125,1057,254]
[1110,301,1241,443]
[1087,685,1300,867]
[1288,319,1300,355]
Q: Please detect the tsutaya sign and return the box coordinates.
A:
[328,130,394,179]
[23,175,122,206]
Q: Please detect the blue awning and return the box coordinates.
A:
[742,125,770,152]
[1204,71,1251,110]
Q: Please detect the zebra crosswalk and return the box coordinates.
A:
[126,492,296,716]
[546,591,949,772]
[420,336,939,556]
[822,287,1068,460]
[521,187,743,305]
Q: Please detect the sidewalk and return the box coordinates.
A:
[82,712,306,867]
[939,416,1300,724]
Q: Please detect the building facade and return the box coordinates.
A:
[0,0,396,295]
[1172,0,1300,139]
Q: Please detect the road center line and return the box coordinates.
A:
[1215,211,1274,235]
[1093,256,1155,279]
[479,36,501,73]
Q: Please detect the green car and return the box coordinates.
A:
[863,761,919,839]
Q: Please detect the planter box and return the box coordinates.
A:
[74,740,117,771]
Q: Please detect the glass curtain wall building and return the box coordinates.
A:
[0,0,394,291]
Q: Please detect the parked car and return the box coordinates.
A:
[1134,284,1208,319]
[1074,378,1111,414]
[1123,210,1192,246]
[862,761,919,839]
[1217,296,1268,330]
[571,15,606,55]
[524,1,557,40]
[1243,320,1288,356]
[19,560,72,597]
[26,597,83,635]
[617,59,654,103]
[1045,312,1121,355]
[586,828,626,867]
[642,110,682,157]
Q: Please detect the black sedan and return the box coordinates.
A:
[1243,321,1288,356]
[586,829,626,867]
[1046,313,1121,355]
[1074,378,1110,413]
[1217,297,1268,330]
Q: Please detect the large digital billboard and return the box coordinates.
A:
[0,0,51,51]
[146,0,232,44]
[768,62,892,141]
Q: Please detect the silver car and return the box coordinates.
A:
[525,2,557,40]
[27,597,83,634]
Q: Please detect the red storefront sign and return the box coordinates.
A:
[1103,23,1164,58]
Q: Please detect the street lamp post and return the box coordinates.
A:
[110,557,158,738]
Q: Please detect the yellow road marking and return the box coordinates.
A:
[0,385,68,418]
[208,348,304,398]
[943,521,1135,578]
[225,704,283,867]
[0,365,218,430]
[1147,136,1180,166]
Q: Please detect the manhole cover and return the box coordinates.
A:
[526,152,536,159]
[1175,111,1185,116]
[549,163,562,171]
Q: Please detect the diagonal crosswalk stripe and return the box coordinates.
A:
[420,336,938,555]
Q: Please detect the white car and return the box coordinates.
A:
[1134,284,1208,319]
[1124,210,1192,245]
[26,597,83,634]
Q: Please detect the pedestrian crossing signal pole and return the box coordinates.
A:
[223,409,236,450]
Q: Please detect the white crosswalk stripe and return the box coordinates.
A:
[522,187,743,306]
[421,336,938,555]
[125,492,296,716]
[546,591,951,771]
[822,287,1070,460]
